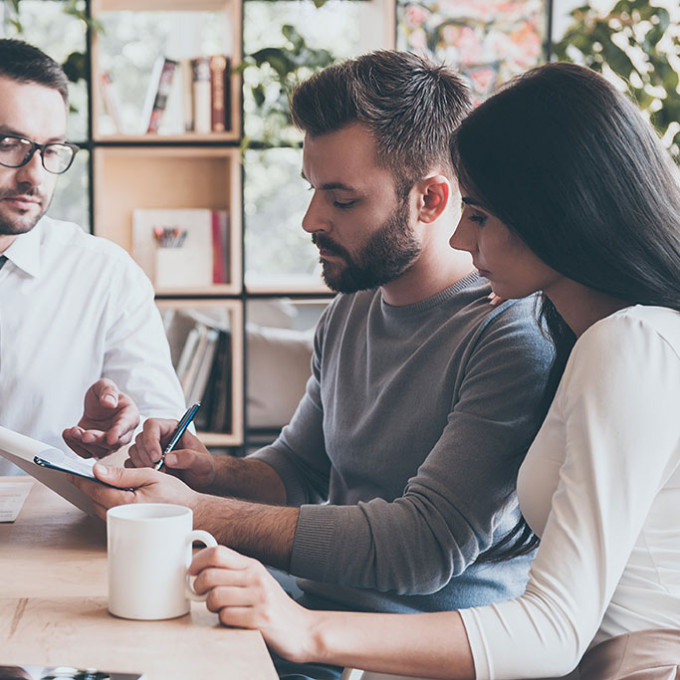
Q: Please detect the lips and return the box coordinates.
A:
[2,195,41,211]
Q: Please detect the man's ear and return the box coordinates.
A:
[415,174,451,224]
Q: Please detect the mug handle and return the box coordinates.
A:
[185,529,218,602]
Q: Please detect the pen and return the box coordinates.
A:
[153,402,201,471]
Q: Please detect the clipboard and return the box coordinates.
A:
[0,426,102,517]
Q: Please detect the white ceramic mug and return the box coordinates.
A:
[106,503,217,620]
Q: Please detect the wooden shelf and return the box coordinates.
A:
[91,0,242,141]
[93,146,242,295]
[156,299,244,447]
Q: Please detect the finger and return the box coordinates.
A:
[218,605,260,630]
[138,418,176,465]
[93,462,156,489]
[163,448,205,471]
[105,408,140,447]
[62,427,89,459]
[190,545,251,574]
[69,471,135,512]
[205,586,262,613]
[63,428,110,459]
[80,429,106,444]
[94,378,119,409]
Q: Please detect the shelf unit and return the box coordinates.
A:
[89,0,245,448]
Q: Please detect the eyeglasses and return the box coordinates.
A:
[0,134,79,175]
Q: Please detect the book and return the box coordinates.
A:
[209,55,229,133]
[211,209,228,284]
[1,665,147,679]
[206,329,232,433]
[143,57,178,134]
[186,327,219,405]
[191,57,212,134]
[178,58,194,133]
[99,72,124,134]
[131,209,214,289]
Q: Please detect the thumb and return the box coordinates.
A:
[94,462,153,488]
[93,378,119,408]
[163,448,204,470]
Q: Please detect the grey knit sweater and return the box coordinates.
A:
[252,273,554,613]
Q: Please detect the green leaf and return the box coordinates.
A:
[61,51,88,84]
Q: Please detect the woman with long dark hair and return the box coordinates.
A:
[189,62,680,679]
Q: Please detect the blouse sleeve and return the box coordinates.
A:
[460,310,680,679]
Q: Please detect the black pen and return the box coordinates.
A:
[153,401,201,471]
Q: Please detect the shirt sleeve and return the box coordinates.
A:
[101,255,186,420]
[460,312,680,679]
[280,304,554,593]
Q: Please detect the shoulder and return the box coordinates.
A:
[573,305,680,365]
[561,305,680,398]
[38,215,147,275]
[476,295,553,361]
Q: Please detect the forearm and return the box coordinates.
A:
[208,455,288,505]
[307,610,475,679]
[193,494,299,570]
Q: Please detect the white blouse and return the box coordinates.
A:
[461,305,680,679]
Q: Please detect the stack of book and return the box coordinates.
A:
[139,54,232,135]
[163,308,233,434]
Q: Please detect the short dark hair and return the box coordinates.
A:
[451,61,680,312]
[0,38,69,104]
[290,50,471,192]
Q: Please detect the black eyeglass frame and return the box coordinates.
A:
[0,134,80,175]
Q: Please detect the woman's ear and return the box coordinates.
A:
[415,174,451,223]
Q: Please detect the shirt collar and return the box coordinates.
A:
[2,219,43,278]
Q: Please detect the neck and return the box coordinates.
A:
[0,234,18,253]
[381,219,474,306]
[546,279,631,337]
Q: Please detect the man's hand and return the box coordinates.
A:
[190,546,318,663]
[63,379,140,459]
[70,463,199,521]
[126,418,217,492]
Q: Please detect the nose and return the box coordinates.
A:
[449,213,476,254]
[15,148,47,187]
[301,190,330,234]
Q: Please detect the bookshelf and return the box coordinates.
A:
[89,0,244,447]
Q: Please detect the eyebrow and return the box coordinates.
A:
[300,172,358,192]
[461,196,484,208]
[0,125,66,143]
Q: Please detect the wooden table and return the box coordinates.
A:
[0,478,277,680]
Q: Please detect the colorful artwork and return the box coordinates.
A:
[397,0,547,105]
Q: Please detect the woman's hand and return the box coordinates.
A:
[190,546,319,662]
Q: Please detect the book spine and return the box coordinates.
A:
[179,58,194,133]
[100,72,124,134]
[211,210,227,284]
[146,58,178,134]
[209,55,228,133]
[191,57,212,135]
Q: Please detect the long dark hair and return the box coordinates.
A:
[456,62,680,561]
[451,62,680,312]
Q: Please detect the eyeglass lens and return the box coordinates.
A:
[0,136,76,174]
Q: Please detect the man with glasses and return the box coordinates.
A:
[0,38,185,474]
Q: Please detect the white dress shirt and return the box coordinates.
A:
[461,305,680,679]
[0,215,186,474]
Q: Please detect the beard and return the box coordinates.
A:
[0,183,50,236]
[312,196,421,294]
